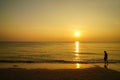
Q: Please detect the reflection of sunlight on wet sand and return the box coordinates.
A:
[76,63,81,69]
[0,63,97,69]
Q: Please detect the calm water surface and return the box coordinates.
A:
[0,42,120,63]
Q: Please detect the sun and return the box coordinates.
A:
[75,31,80,37]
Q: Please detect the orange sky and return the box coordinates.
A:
[0,0,120,42]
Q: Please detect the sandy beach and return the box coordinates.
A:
[0,63,120,80]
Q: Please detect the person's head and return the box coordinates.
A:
[104,51,107,54]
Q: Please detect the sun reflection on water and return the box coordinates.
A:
[75,41,79,53]
[74,41,80,61]
[74,41,81,69]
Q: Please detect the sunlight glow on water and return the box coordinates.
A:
[74,41,81,68]
[0,42,120,64]
[75,41,79,53]
[74,41,80,62]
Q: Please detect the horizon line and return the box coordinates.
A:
[0,41,120,43]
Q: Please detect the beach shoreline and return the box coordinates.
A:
[0,64,120,80]
[0,63,120,71]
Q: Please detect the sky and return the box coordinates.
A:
[0,0,120,42]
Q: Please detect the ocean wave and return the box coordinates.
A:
[0,59,120,64]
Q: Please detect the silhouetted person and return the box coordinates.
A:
[104,51,108,64]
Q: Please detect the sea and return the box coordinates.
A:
[0,42,120,64]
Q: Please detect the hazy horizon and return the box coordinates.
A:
[0,0,120,42]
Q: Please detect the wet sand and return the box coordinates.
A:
[0,64,120,80]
